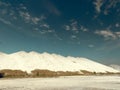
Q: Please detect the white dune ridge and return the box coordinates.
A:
[0,51,119,73]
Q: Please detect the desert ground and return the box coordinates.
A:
[0,76,120,90]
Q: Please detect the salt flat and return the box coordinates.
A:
[0,76,120,90]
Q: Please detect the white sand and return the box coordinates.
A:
[0,76,120,90]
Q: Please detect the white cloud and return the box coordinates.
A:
[95,30,115,40]
[93,0,120,15]
[64,25,70,30]
[0,18,12,25]
[39,30,51,34]
[71,35,77,39]
[17,4,50,30]
[19,11,31,23]
[0,1,59,40]
[95,30,119,40]
[104,0,120,15]
[32,17,40,24]
[0,1,18,21]
[40,23,50,29]
[93,0,104,13]
[115,23,120,27]
[88,44,94,48]
[80,25,88,32]
[71,21,78,31]
[19,4,27,10]
[0,18,17,29]
[36,28,56,36]
[64,20,89,34]
[19,11,42,25]
[63,20,79,33]
[19,11,46,25]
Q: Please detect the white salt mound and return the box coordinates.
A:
[0,51,119,73]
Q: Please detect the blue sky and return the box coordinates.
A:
[0,0,120,65]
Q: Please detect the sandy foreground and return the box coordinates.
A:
[0,76,120,90]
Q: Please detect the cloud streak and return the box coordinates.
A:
[0,18,12,25]
[95,30,120,40]
[93,0,104,13]
[104,0,120,15]
[93,0,120,15]
[19,11,46,25]
[64,25,70,31]
[88,44,94,48]
[0,1,61,40]
[64,20,89,33]
[43,0,61,16]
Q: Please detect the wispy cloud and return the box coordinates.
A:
[64,20,89,33]
[0,0,46,27]
[80,25,88,32]
[0,1,60,40]
[54,33,63,40]
[115,23,120,28]
[40,23,50,29]
[43,0,61,16]
[34,28,53,33]
[18,6,51,30]
[19,11,46,25]
[0,18,12,25]
[64,20,79,33]
[0,17,20,30]
[93,0,120,15]
[19,4,27,10]
[93,0,104,13]
[71,35,77,39]
[70,34,81,42]
[104,0,120,15]
[88,44,94,48]
[19,11,31,23]
[71,21,79,33]
[95,30,120,40]
[18,6,54,33]
[64,25,70,31]
[39,29,53,34]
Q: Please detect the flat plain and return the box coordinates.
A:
[0,76,120,90]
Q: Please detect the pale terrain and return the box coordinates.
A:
[0,51,119,73]
[0,76,120,90]
[0,52,120,90]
